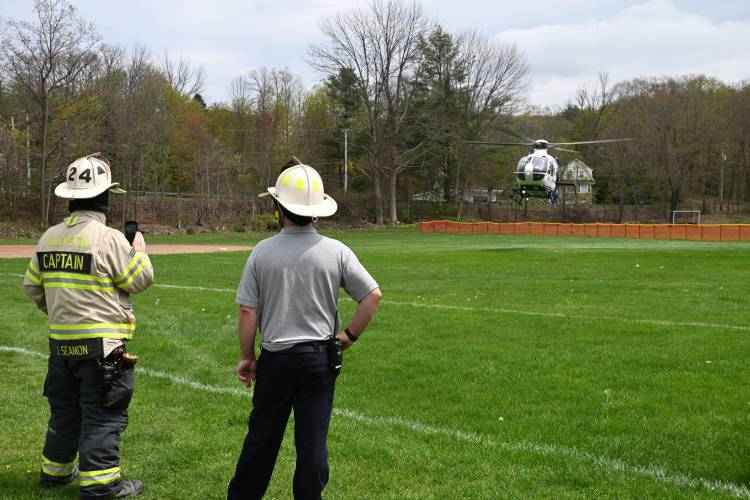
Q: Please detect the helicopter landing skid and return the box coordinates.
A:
[511,186,559,205]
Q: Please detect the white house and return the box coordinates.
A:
[560,159,595,204]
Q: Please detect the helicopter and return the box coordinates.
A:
[466,137,632,205]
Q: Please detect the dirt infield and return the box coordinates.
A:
[0,244,253,259]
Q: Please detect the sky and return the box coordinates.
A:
[1,0,749,109]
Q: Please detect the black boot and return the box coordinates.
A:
[81,479,144,499]
[113,479,144,498]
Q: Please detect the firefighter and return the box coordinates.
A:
[228,162,382,499]
[23,153,154,498]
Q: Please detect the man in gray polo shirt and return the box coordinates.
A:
[227,162,382,500]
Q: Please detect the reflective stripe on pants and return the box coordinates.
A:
[79,466,122,487]
[41,454,78,478]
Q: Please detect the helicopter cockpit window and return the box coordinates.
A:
[532,156,547,173]
[531,156,548,181]
[516,157,529,181]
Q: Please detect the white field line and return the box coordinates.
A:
[2,276,747,332]
[0,345,47,359]
[2,344,749,498]
[336,408,750,498]
[154,283,237,293]
[138,367,249,397]
[151,282,750,333]
[0,345,249,398]
[381,300,750,332]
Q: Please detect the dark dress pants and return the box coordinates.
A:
[228,348,337,500]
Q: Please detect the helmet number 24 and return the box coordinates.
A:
[68,168,92,183]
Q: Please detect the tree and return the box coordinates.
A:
[411,27,528,217]
[327,68,360,127]
[159,51,205,97]
[2,0,100,223]
[564,73,635,221]
[227,74,254,160]
[723,83,750,211]
[246,67,304,189]
[0,118,25,221]
[192,93,207,110]
[310,0,429,224]
[90,44,175,223]
[623,76,724,216]
[452,30,528,217]
[567,72,618,142]
[411,26,465,202]
[326,68,363,189]
[299,85,339,186]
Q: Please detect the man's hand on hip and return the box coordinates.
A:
[335,331,354,350]
[236,358,257,388]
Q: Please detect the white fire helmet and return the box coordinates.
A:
[259,163,337,217]
[54,153,126,200]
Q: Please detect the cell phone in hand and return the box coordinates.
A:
[124,220,139,245]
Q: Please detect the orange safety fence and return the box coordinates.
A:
[653,225,670,239]
[418,221,750,242]
[671,225,687,239]
[611,224,626,238]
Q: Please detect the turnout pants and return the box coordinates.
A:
[228,346,337,500]
[40,355,135,497]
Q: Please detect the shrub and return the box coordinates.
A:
[250,213,279,232]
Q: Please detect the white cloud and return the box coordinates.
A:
[497,0,750,107]
[83,0,371,103]
[2,0,748,106]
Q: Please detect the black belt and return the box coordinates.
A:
[263,341,329,355]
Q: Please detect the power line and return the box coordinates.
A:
[211,128,356,133]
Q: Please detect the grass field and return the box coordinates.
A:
[1,228,750,499]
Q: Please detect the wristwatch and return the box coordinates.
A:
[344,327,358,343]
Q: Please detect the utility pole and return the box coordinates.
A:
[720,151,725,212]
[343,128,349,193]
[25,112,31,186]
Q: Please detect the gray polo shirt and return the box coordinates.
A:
[236,225,379,352]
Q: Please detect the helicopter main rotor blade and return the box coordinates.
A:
[492,125,534,143]
[550,146,579,153]
[464,141,532,147]
[550,138,634,146]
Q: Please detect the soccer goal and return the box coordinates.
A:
[671,210,701,224]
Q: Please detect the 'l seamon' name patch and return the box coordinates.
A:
[38,251,92,274]
[57,344,90,357]
[50,339,102,360]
